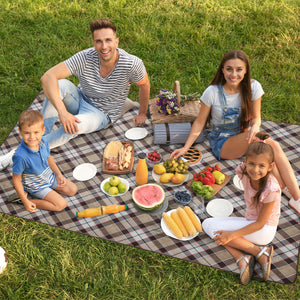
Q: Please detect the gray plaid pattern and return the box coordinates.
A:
[0,92,299,284]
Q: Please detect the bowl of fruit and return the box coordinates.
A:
[146,150,162,164]
[174,189,192,205]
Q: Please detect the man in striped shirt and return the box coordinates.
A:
[39,18,150,149]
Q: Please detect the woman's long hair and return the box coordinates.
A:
[242,132,274,205]
[209,50,252,132]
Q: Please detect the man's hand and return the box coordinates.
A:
[58,111,81,134]
[132,113,147,127]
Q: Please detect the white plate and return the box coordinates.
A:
[152,167,192,187]
[233,175,244,191]
[206,198,233,218]
[73,163,97,181]
[125,127,148,140]
[161,209,200,241]
[100,177,129,196]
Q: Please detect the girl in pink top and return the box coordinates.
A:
[203,132,281,285]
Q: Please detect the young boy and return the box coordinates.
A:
[10,110,77,213]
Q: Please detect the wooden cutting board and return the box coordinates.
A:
[186,166,231,198]
[102,141,134,175]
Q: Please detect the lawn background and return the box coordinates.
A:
[0,0,299,299]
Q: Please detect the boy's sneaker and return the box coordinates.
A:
[0,149,15,171]
[7,192,24,205]
[289,198,300,215]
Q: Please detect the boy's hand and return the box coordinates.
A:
[56,174,66,187]
[24,200,37,213]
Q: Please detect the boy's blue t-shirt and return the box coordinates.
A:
[12,136,55,193]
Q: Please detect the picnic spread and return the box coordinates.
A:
[0,91,299,284]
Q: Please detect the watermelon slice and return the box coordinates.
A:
[132,184,165,211]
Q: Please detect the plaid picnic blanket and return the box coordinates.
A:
[0,92,299,284]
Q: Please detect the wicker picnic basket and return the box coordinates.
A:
[149,81,201,124]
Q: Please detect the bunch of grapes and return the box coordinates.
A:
[163,158,189,174]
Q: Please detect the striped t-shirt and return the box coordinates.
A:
[65,47,146,122]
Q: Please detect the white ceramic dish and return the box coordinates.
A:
[125,127,148,140]
[100,177,129,196]
[161,209,200,241]
[73,163,97,181]
[206,198,233,218]
[152,167,192,187]
[233,175,244,191]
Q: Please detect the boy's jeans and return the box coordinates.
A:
[42,79,110,149]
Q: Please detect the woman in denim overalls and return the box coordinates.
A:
[171,50,300,213]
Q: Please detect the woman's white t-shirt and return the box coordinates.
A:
[200,80,264,126]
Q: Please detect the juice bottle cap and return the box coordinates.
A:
[138,153,146,159]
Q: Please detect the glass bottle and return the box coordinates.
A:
[135,153,148,185]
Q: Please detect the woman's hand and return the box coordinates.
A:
[247,123,260,143]
[170,147,188,159]
[213,230,235,245]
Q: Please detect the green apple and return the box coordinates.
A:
[109,176,121,187]
[108,186,119,195]
[118,182,127,193]
[103,182,111,192]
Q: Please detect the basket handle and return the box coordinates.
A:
[173,81,181,108]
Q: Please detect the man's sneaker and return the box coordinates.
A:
[289,198,300,215]
[7,192,24,205]
[0,149,15,171]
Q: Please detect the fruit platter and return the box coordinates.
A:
[152,158,192,187]
[102,141,134,175]
[101,176,129,196]
[161,206,202,241]
[187,165,231,200]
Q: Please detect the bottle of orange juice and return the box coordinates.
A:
[76,207,102,217]
[76,205,128,217]
[102,204,128,215]
[135,153,148,185]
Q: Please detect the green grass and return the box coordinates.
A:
[0,0,299,298]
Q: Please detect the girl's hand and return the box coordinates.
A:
[213,230,235,245]
[24,201,37,213]
[56,174,66,187]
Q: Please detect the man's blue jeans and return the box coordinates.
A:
[42,79,110,149]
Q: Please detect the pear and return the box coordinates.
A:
[171,173,185,184]
[160,173,174,183]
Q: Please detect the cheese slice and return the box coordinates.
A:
[104,141,123,159]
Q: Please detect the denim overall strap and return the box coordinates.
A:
[208,84,241,159]
[217,84,227,106]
